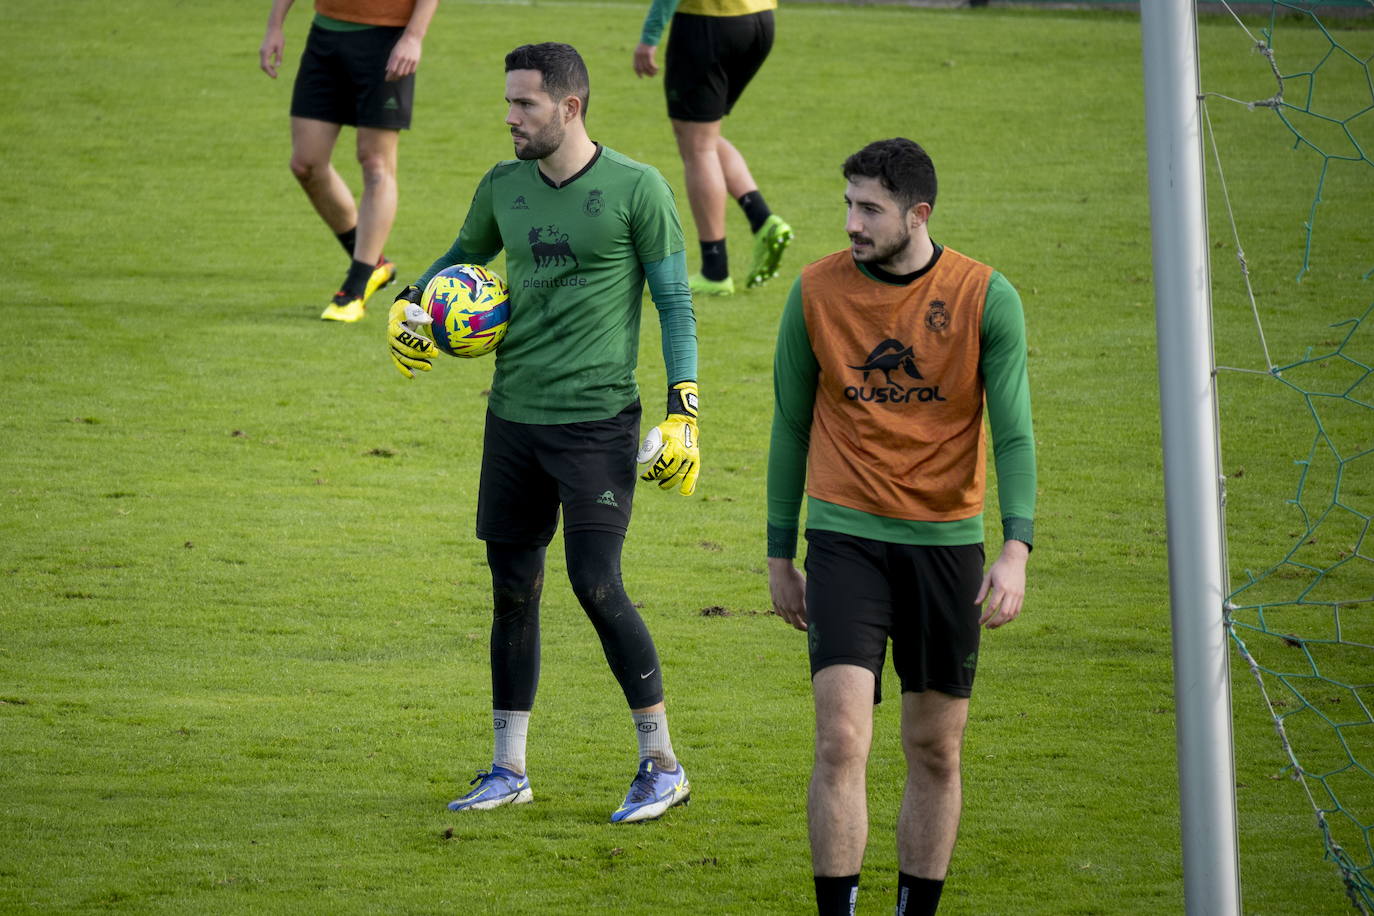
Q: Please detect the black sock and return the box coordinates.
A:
[814,874,859,916]
[335,226,358,258]
[737,190,772,234]
[896,872,944,916]
[340,258,374,299]
[699,239,729,282]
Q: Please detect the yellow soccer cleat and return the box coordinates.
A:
[364,258,397,304]
[320,291,366,323]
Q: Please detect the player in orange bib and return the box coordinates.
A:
[768,138,1036,916]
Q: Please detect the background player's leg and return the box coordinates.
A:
[671,118,734,289]
[289,116,355,235]
[670,118,727,242]
[717,134,792,288]
[353,126,399,269]
[716,136,758,202]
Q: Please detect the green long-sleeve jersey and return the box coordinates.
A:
[417,145,697,425]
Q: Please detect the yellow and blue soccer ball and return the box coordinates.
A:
[421,264,511,358]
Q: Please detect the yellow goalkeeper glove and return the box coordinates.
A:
[387,285,440,379]
[637,381,699,496]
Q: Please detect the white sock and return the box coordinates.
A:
[492,709,530,775]
[633,710,677,770]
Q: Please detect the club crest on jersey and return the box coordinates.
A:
[583,188,604,217]
[511,195,529,210]
[527,224,580,271]
[845,338,945,404]
[926,299,950,331]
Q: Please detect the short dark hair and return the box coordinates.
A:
[505,42,591,119]
[842,138,937,213]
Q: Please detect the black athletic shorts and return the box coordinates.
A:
[290,23,414,129]
[476,403,641,546]
[803,529,986,703]
[663,11,775,122]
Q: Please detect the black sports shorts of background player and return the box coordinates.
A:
[291,22,415,129]
[662,10,774,123]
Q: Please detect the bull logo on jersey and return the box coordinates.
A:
[528,224,580,271]
[845,338,946,404]
[850,339,923,386]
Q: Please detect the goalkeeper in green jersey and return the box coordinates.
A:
[387,42,697,824]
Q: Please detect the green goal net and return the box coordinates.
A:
[1202,2,1373,910]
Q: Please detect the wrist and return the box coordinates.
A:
[666,380,698,419]
[1000,539,1031,561]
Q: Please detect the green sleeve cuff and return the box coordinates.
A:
[639,0,680,45]
[1002,517,1034,550]
[767,523,799,560]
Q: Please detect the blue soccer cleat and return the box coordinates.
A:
[610,759,690,824]
[447,765,532,812]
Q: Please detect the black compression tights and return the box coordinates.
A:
[486,530,664,711]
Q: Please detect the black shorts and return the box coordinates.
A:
[803,529,986,703]
[476,403,641,546]
[290,23,414,129]
[663,11,775,122]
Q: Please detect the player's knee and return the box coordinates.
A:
[671,122,720,160]
[492,580,542,622]
[903,731,962,781]
[289,155,321,184]
[356,152,396,187]
[567,569,621,615]
[487,543,545,611]
[814,720,868,775]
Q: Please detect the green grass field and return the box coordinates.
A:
[2,1,1370,912]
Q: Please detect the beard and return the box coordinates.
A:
[513,118,564,161]
[850,224,912,267]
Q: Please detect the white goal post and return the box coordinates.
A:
[1140,2,1244,914]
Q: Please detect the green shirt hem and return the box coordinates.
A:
[313,13,378,31]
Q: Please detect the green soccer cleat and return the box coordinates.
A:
[688,273,735,297]
[746,214,794,289]
[364,258,397,304]
[320,290,366,323]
